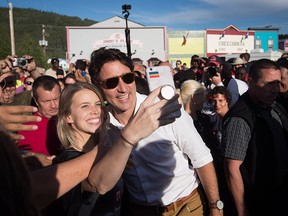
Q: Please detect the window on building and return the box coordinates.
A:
[268,39,274,50]
[255,39,262,49]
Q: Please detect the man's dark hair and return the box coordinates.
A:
[209,86,232,106]
[89,47,134,86]
[32,75,60,101]
[249,59,280,82]
[240,53,250,62]
[75,59,87,71]
[64,73,76,82]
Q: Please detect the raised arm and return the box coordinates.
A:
[31,86,181,209]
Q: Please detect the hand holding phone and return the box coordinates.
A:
[146,66,181,118]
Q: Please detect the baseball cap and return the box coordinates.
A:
[277,57,288,70]
[231,57,245,65]
[51,58,59,64]
[207,55,222,67]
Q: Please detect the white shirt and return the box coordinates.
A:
[235,78,249,95]
[107,93,213,206]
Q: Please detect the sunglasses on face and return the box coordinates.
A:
[25,81,33,85]
[0,76,16,89]
[99,72,135,89]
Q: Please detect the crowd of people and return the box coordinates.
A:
[0,48,288,216]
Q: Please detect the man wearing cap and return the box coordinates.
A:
[45,58,64,79]
[205,55,240,107]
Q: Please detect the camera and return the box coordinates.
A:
[207,66,218,77]
[122,4,131,11]
[13,58,28,68]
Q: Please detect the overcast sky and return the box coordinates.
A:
[3,0,288,34]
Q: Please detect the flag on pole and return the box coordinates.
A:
[181,31,189,46]
[245,31,249,39]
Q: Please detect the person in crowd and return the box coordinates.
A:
[207,86,237,216]
[0,123,40,216]
[205,56,239,107]
[75,59,92,83]
[0,88,181,211]
[234,66,248,82]
[133,61,146,79]
[276,57,288,112]
[231,57,246,75]
[89,47,223,216]
[208,86,231,152]
[64,73,77,86]
[0,55,42,140]
[18,76,62,170]
[179,80,218,158]
[24,76,34,91]
[182,62,188,70]
[133,62,150,95]
[44,82,123,215]
[45,58,62,79]
[56,68,65,79]
[174,55,205,88]
[57,78,65,91]
[0,72,32,106]
[239,53,250,64]
[1,54,183,212]
[174,59,182,73]
[221,59,288,216]
[67,62,76,74]
[14,66,28,93]
[224,61,248,96]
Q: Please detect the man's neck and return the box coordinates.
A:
[112,108,134,126]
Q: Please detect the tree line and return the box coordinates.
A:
[0,7,96,68]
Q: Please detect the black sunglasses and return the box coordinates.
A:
[25,81,33,85]
[99,73,135,89]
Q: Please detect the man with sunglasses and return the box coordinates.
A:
[0,72,32,106]
[0,55,42,140]
[24,76,34,91]
[89,48,223,216]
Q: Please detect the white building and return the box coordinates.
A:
[66,16,167,65]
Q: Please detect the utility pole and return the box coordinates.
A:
[8,2,15,55]
[39,25,48,57]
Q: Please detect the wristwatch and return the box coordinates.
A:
[209,200,224,210]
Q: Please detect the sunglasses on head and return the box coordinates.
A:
[99,72,135,89]
[25,81,33,85]
[0,79,6,89]
[0,76,16,89]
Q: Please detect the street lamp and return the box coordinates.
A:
[122,4,132,59]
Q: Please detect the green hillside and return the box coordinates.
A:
[0,7,97,67]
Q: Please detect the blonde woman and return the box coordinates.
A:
[179,80,218,157]
[44,82,121,215]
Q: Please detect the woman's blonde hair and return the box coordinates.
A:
[57,82,109,149]
[179,80,206,106]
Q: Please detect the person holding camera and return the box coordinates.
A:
[204,55,240,107]
[0,55,39,106]
[173,55,205,89]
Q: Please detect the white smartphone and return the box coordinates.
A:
[146,65,181,118]
[146,66,175,94]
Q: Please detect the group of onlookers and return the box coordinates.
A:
[0,49,288,216]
